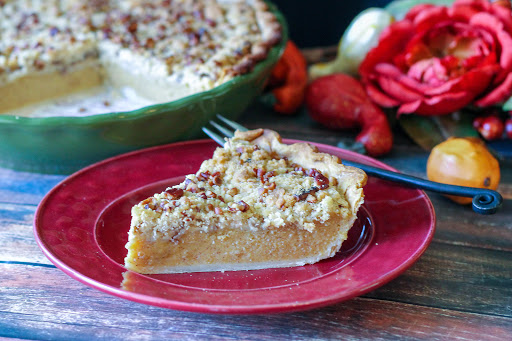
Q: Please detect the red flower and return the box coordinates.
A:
[359,0,512,115]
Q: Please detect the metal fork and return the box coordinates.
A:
[203,115,503,215]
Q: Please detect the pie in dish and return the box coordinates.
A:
[125,129,367,274]
[0,0,281,115]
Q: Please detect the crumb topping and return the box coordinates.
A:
[0,0,281,88]
[132,137,358,242]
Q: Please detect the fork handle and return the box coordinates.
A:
[343,160,503,215]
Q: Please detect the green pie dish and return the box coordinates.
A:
[0,3,287,174]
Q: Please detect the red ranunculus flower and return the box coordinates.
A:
[359,0,512,115]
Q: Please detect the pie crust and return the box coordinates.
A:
[125,129,367,274]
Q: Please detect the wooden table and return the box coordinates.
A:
[1,103,511,340]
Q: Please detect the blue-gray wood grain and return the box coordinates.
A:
[0,107,511,340]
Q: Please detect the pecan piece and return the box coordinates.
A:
[265,182,276,190]
[314,173,329,190]
[294,186,319,201]
[262,171,275,183]
[227,187,239,196]
[197,171,210,181]
[210,171,222,185]
[205,190,217,199]
[236,200,250,212]
[165,188,184,199]
[141,198,155,210]
[254,168,265,181]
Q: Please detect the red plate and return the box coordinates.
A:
[34,139,435,314]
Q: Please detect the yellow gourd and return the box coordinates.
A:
[426,137,500,204]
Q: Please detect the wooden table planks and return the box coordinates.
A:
[0,105,511,340]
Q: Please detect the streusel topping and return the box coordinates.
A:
[132,134,356,243]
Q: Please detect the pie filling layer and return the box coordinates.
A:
[0,62,102,113]
[125,129,367,274]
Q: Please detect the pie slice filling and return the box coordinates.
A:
[125,129,367,274]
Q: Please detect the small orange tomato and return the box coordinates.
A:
[426,137,500,204]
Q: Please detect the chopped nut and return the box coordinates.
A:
[262,171,275,183]
[292,164,305,174]
[275,197,285,209]
[165,188,184,199]
[236,200,250,212]
[264,182,276,190]
[198,171,210,181]
[33,59,45,70]
[227,187,239,196]
[210,171,222,185]
[254,168,265,181]
[294,186,319,201]
[145,37,155,48]
[127,21,138,34]
[141,198,156,210]
[205,190,217,198]
[214,207,223,215]
[314,173,329,190]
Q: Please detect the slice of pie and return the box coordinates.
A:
[124,129,367,274]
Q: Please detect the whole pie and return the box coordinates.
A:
[0,0,281,114]
[125,129,367,274]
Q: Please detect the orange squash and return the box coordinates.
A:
[426,137,500,204]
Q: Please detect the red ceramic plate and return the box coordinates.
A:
[34,139,435,314]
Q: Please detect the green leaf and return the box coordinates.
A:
[399,115,445,151]
[502,95,512,111]
[399,112,478,151]
[385,0,455,20]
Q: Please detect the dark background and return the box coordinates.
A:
[273,0,392,47]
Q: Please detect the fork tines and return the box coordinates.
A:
[202,115,248,146]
